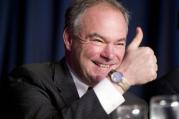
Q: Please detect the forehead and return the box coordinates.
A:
[83,2,125,19]
[79,3,128,40]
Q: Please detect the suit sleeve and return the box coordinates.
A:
[6,65,110,119]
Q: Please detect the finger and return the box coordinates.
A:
[154,55,157,64]
[127,27,143,51]
[155,63,158,72]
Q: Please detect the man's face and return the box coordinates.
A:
[65,3,128,86]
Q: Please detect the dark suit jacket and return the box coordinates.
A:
[144,67,179,102]
[5,58,147,119]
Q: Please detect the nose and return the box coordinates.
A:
[100,44,114,61]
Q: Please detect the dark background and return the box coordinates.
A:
[0,0,179,99]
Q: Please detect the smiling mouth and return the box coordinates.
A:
[93,61,111,68]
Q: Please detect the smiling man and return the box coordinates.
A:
[6,0,158,119]
[64,2,127,86]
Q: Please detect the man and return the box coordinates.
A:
[6,0,158,119]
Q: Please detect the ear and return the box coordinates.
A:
[63,28,73,51]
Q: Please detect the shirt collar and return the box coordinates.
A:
[67,63,89,98]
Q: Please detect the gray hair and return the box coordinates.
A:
[65,0,130,37]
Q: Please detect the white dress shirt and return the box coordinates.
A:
[67,64,125,114]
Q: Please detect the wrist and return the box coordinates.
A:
[108,70,131,92]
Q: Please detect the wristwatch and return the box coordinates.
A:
[108,70,130,92]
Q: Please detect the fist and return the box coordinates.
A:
[117,27,158,86]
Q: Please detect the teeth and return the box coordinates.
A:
[99,64,110,68]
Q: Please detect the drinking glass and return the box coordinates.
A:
[150,95,179,119]
[114,104,148,119]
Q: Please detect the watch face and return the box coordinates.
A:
[111,72,123,83]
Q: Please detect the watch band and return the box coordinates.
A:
[117,76,130,92]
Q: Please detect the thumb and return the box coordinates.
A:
[127,27,143,51]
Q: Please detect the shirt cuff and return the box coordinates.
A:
[93,78,125,114]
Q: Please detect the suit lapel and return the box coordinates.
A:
[54,58,79,106]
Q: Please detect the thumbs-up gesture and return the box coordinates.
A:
[117,27,158,86]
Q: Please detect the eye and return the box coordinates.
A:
[115,42,125,46]
[90,38,104,46]
[92,38,103,42]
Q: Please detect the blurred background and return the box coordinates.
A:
[0,0,179,99]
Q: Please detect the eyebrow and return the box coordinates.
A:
[86,33,126,42]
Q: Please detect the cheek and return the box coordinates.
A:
[82,45,101,59]
[115,47,126,62]
[121,48,126,58]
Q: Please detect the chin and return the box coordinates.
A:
[94,75,106,81]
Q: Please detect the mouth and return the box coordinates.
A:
[93,61,112,69]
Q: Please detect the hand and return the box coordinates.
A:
[117,27,158,86]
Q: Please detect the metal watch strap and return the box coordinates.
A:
[117,76,130,92]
